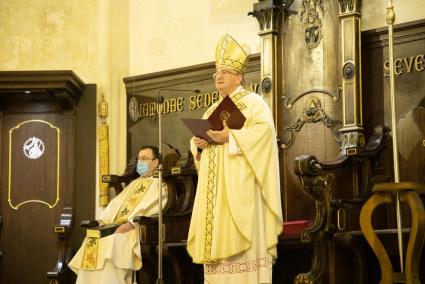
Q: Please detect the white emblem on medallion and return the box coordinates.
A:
[23,137,45,159]
[128,97,140,122]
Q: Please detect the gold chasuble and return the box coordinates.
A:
[187,87,283,283]
[69,176,167,284]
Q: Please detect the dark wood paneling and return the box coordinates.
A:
[73,84,96,250]
[0,70,91,283]
[0,71,85,110]
[1,113,74,284]
[362,19,425,183]
[280,0,342,222]
[123,54,261,160]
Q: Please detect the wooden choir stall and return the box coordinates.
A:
[119,1,425,283]
[0,71,97,284]
[1,1,424,284]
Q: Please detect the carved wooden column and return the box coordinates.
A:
[337,0,365,155]
[249,0,293,126]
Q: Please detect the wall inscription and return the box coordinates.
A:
[128,84,260,122]
[383,53,425,77]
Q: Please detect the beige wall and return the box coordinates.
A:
[1,0,424,216]
[0,0,130,216]
[363,0,425,31]
[130,0,259,75]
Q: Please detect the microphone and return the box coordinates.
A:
[154,87,200,283]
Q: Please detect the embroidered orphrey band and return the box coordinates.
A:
[204,90,249,117]
[81,177,153,269]
[204,255,273,275]
[204,144,217,260]
[81,237,99,269]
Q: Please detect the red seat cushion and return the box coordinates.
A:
[282,220,312,236]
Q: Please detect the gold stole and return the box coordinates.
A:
[81,178,153,269]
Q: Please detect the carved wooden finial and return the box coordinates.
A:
[98,93,108,124]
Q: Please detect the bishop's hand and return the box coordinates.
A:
[207,120,229,144]
[193,136,209,149]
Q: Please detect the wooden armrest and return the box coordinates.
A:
[330,199,365,209]
[81,220,99,228]
[133,216,158,225]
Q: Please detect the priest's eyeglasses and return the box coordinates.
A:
[213,69,238,79]
[138,156,155,162]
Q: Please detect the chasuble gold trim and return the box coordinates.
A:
[81,178,153,269]
[204,144,217,260]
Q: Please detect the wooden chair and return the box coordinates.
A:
[80,145,199,283]
[290,126,390,284]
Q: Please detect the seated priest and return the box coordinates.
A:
[69,145,168,284]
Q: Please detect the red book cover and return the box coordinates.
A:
[181,95,246,143]
[207,95,246,130]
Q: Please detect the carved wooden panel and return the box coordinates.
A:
[1,113,74,284]
[362,19,425,183]
[0,71,94,284]
[280,0,341,221]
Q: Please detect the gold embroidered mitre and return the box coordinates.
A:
[215,34,249,74]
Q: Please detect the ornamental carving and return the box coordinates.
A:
[23,137,45,160]
[249,0,294,32]
[300,0,323,49]
[337,0,362,14]
[281,96,341,150]
[342,61,355,80]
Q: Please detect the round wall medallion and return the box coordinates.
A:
[128,97,140,122]
[342,62,355,80]
[261,77,272,94]
[23,137,45,159]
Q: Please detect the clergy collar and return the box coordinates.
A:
[229,85,244,98]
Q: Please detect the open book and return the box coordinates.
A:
[182,95,246,143]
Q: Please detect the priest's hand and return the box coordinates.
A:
[207,120,229,144]
[115,222,134,234]
[193,136,209,149]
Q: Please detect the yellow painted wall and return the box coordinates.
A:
[130,0,259,74]
[1,0,424,216]
[363,0,425,31]
[0,0,130,216]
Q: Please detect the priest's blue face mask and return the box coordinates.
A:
[136,160,150,177]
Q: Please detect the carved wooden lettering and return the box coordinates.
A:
[384,53,425,77]
[136,91,220,118]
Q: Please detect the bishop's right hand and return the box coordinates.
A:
[193,136,209,149]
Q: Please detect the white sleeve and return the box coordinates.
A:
[228,131,242,155]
